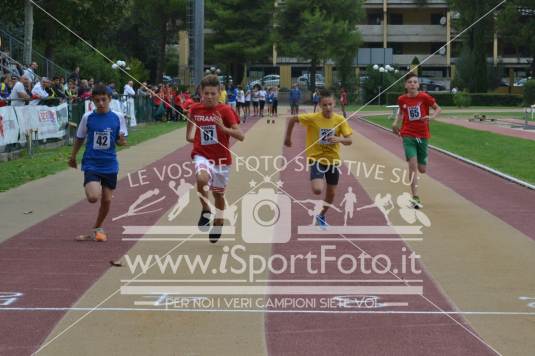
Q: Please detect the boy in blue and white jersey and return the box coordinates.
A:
[68,84,128,242]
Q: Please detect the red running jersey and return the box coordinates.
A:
[398,92,436,139]
[189,103,240,165]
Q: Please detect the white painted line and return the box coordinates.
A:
[121,280,249,283]
[297,238,423,242]
[254,280,423,283]
[122,226,237,235]
[359,117,535,190]
[298,226,423,235]
[120,285,423,295]
[122,238,236,242]
[1,307,535,316]
[382,303,409,307]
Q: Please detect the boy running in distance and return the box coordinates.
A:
[285,89,353,228]
[392,73,441,209]
[187,75,244,243]
[69,84,128,241]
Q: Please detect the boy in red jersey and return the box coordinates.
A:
[187,75,244,243]
[392,73,441,209]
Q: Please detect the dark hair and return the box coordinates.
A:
[92,83,111,97]
[200,74,220,89]
[319,89,333,99]
[404,72,418,82]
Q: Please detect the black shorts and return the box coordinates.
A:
[84,171,118,190]
[259,100,265,110]
[272,99,278,110]
[291,101,299,109]
[252,101,259,108]
[245,101,251,107]
[309,162,340,186]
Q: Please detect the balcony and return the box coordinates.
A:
[393,54,447,66]
[358,24,447,42]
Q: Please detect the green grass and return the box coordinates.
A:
[347,104,523,111]
[0,121,186,192]
[364,116,535,184]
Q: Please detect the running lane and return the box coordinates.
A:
[355,117,535,241]
[265,124,496,355]
[0,118,258,356]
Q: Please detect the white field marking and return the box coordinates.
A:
[119,286,423,295]
[297,226,423,235]
[0,292,24,306]
[1,307,535,316]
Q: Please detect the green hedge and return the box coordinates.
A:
[385,92,523,107]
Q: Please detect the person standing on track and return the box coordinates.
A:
[187,75,244,243]
[68,84,128,242]
[258,85,267,117]
[339,87,348,118]
[289,83,301,115]
[252,85,259,117]
[271,85,279,121]
[284,89,353,228]
[392,73,441,209]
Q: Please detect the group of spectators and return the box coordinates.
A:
[145,82,196,122]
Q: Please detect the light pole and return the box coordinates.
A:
[373,64,396,106]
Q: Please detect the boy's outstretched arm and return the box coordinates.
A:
[213,116,244,141]
[429,103,442,120]
[186,116,195,143]
[392,109,402,136]
[225,124,245,142]
[327,134,352,146]
[284,116,299,147]
[68,138,84,169]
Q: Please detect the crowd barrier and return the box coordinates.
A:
[0,96,152,153]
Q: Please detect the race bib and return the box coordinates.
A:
[200,125,218,145]
[93,131,111,150]
[319,128,334,145]
[408,106,422,121]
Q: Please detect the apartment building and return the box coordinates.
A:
[357,0,531,80]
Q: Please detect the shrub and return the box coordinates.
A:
[524,80,535,106]
[453,91,472,107]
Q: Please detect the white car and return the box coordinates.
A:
[249,74,280,89]
[297,74,325,88]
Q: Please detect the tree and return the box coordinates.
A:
[449,0,496,92]
[206,0,273,84]
[275,0,363,91]
[496,1,535,77]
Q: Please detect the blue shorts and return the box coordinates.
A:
[309,162,340,186]
[84,171,118,190]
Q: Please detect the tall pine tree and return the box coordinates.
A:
[274,0,363,90]
[206,0,274,84]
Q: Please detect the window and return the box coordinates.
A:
[367,12,382,25]
[391,44,403,55]
[389,13,403,25]
[431,14,444,25]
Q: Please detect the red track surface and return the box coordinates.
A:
[439,117,535,141]
[0,119,256,356]
[355,118,535,241]
[265,125,495,355]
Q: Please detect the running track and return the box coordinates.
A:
[0,111,534,355]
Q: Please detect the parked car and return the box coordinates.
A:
[297,73,325,88]
[514,77,532,87]
[249,74,280,89]
[419,77,447,92]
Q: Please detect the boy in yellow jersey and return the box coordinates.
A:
[285,89,353,228]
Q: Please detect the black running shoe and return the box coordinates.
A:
[209,223,223,243]
[198,210,211,232]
